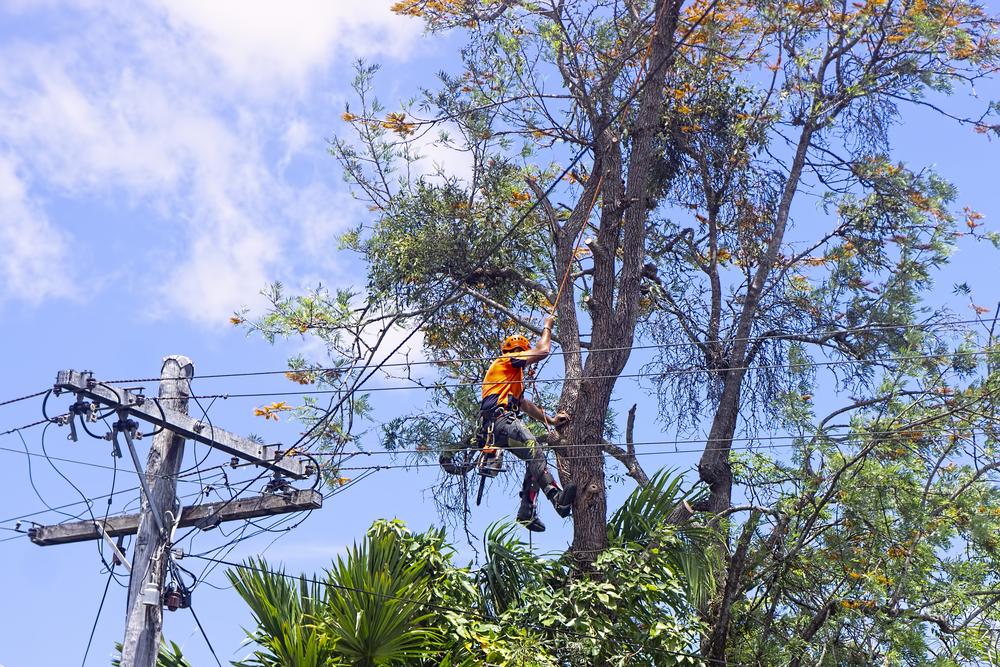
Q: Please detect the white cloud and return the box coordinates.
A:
[410,128,477,183]
[145,0,423,91]
[279,118,314,173]
[0,0,434,323]
[0,155,73,303]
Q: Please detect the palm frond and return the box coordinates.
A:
[608,470,719,607]
[227,558,333,667]
[318,530,442,667]
[477,521,548,617]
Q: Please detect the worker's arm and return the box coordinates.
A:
[521,314,557,364]
[521,398,569,428]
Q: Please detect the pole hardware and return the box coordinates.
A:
[38,360,324,667]
[94,521,132,574]
[264,472,293,500]
[115,410,167,539]
[163,582,190,612]
[69,397,100,422]
[193,513,222,531]
[141,582,160,607]
[54,413,77,441]
[53,369,309,479]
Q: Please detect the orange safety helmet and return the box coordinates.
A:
[502,334,530,354]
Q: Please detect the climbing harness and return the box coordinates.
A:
[475,414,505,506]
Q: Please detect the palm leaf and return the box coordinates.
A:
[227,558,333,667]
[477,521,547,617]
[608,470,718,607]
[318,531,441,667]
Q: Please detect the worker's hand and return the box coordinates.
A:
[549,410,570,428]
[542,314,556,332]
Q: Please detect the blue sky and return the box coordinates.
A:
[0,2,998,666]
[0,2,486,665]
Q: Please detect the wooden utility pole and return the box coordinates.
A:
[32,360,322,665]
[121,355,193,667]
[29,489,322,546]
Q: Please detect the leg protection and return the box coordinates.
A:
[516,488,545,532]
[494,413,573,523]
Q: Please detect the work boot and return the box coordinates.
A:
[516,492,546,532]
[521,515,546,532]
[546,483,577,518]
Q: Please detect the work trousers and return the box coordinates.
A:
[484,411,551,494]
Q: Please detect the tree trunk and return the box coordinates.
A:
[559,0,683,567]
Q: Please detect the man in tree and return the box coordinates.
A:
[481,313,574,532]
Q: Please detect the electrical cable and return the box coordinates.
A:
[169,427,324,553]
[18,424,79,521]
[324,467,379,499]
[93,381,165,439]
[180,395,219,481]
[17,377,322,567]
[10,344,979,540]
[91,316,999,385]
[41,423,122,572]
[74,400,120,442]
[1,418,53,437]
[170,464,279,547]
[176,393,221,526]
[311,421,1000,457]
[0,389,49,408]
[288,425,1000,472]
[0,478,250,541]
[80,567,116,667]
[0,485,143,526]
[112,346,997,406]
[99,350,991,412]
[190,519,255,588]
[97,438,120,577]
[40,389,59,425]
[0,442,225,483]
[188,603,224,667]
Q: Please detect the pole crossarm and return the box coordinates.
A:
[28,489,323,546]
[54,369,310,479]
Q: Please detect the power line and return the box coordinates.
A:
[295,411,1000,456]
[17,424,88,523]
[299,425,1000,473]
[0,485,227,545]
[0,389,49,408]
[0,485,143,526]
[0,442,237,485]
[80,568,116,667]
[1,418,52,436]
[93,316,999,385]
[188,604,224,667]
[8,385,988,518]
[91,346,992,406]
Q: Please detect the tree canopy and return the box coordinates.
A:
[236,0,1000,662]
[229,474,714,667]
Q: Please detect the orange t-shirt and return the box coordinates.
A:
[481,351,530,412]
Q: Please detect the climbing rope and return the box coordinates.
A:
[528,173,605,486]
